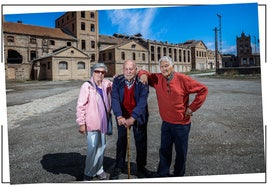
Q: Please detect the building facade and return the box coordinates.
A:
[32,46,90,81]
[140,40,192,73]
[55,10,99,63]
[3,10,99,81]
[99,40,148,76]
[3,10,220,81]
[236,32,260,67]
[182,40,222,70]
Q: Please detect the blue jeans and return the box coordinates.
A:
[84,131,106,177]
[157,121,191,177]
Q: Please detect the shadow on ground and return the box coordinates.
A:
[40,152,152,181]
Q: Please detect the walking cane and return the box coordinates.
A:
[127,127,131,179]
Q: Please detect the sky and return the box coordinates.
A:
[3,3,260,55]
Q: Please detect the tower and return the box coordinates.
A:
[55,10,99,63]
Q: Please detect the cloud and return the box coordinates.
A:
[205,42,215,50]
[222,45,237,55]
[107,8,157,38]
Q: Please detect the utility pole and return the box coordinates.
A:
[213,27,219,70]
[217,14,222,55]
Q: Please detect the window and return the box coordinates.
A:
[67,42,72,46]
[91,24,95,32]
[30,37,36,44]
[90,12,95,18]
[133,53,136,60]
[82,40,86,50]
[174,49,177,61]
[81,22,85,30]
[59,61,68,70]
[77,62,85,69]
[142,53,146,61]
[50,40,55,45]
[183,50,186,62]
[151,46,154,52]
[91,41,95,49]
[163,48,166,56]
[91,54,95,62]
[187,51,190,62]
[102,53,106,61]
[7,36,14,42]
[131,44,136,49]
[157,47,161,53]
[179,49,182,62]
[243,58,247,64]
[81,11,85,18]
[108,52,112,60]
[30,50,36,60]
[121,52,125,60]
[151,54,155,61]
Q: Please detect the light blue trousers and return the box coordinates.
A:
[84,131,106,177]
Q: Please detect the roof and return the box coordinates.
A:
[99,34,128,44]
[100,40,147,52]
[3,22,77,41]
[32,46,89,62]
[183,40,207,49]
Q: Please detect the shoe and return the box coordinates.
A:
[109,167,122,180]
[137,167,152,178]
[83,175,93,181]
[97,171,107,180]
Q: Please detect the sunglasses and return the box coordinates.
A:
[94,70,106,75]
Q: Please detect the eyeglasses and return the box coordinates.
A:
[94,70,106,75]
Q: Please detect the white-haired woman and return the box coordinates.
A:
[76,63,112,181]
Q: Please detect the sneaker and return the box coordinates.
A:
[97,171,107,180]
[109,167,122,180]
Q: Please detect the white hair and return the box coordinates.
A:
[158,56,174,66]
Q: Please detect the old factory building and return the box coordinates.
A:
[3,10,221,81]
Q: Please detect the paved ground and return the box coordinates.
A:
[4,75,265,184]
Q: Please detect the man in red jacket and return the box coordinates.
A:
[139,56,208,177]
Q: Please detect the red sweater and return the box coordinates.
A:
[122,84,136,118]
[139,70,208,124]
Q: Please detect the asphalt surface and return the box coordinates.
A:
[4,75,265,184]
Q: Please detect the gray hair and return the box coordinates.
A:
[158,56,174,66]
[90,63,108,75]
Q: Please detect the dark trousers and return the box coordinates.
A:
[115,122,147,171]
[157,121,191,177]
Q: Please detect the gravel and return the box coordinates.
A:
[5,75,265,184]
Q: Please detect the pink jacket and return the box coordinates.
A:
[76,77,112,132]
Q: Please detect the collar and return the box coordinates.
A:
[125,77,136,88]
[166,72,175,82]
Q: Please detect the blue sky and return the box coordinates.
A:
[3,3,260,55]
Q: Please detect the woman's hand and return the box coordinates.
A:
[79,124,86,134]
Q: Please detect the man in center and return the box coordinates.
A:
[110,60,149,179]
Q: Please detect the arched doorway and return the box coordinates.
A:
[7,49,23,64]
